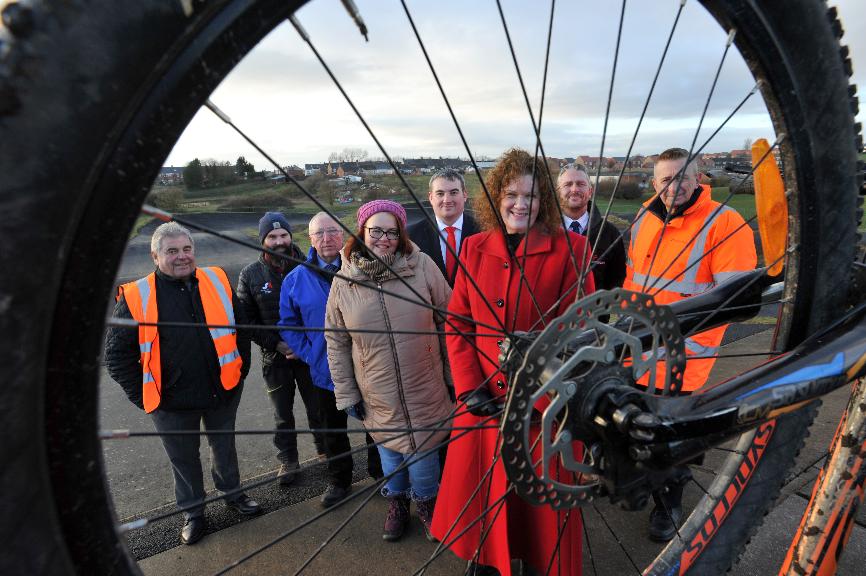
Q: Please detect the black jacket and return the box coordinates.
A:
[105,268,251,412]
[408,211,479,287]
[236,246,306,368]
[585,202,627,291]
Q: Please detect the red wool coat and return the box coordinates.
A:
[432,228,595,576]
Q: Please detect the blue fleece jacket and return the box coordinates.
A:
[278,248,336,391]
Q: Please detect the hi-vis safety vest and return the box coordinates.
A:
[623,185,757,392]
[118,267,243,413]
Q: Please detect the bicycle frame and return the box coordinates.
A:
[630,289,866,470]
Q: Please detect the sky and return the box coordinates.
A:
[165,0,866,170]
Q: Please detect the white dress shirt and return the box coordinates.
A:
[562,211,590,235]
[437,214,465,264]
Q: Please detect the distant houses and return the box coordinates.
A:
[170,147,769,187]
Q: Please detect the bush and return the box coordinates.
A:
[147,188,184,211]
[710,175,732,188]
[595,179,643,200]
[218,190,295,212]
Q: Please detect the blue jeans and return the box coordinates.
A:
[377,445,439,501]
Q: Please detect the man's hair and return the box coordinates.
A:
[656,147,698,176]
[308,211,338,234]
[428,168,466,192]
[151,221,194,254]
[557,162,593,188]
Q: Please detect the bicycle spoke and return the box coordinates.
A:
[494,0,589,300]
[575,0,626,297]
[640,27,739,297]
[140,205,509,376]
[589,0,687,264]
[589,503,643,575]
[210,407,500,575]
[648,139,783,294]
[581,508,598,576]
[118,398,493,532]
[691,475,711,497]
[543,508,573,576]
[290,11,520,346]
[105,316,512,339]
[401,0,564,330]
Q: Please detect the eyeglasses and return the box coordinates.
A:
[366,227,400,240]
[310,228,342,239]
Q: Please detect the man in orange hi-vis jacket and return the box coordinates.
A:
[105,221,258,546]
[623,147,757,541]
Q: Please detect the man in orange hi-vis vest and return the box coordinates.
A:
[105,222,257,546]
[623,147,757,542]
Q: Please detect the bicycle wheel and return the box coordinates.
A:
[0,1,860,575]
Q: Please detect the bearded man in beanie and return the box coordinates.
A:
[237,212,326,484]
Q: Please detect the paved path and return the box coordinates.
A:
[124,329,866,575]
[105,212,864,574]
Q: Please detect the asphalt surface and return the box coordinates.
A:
[101,211,863,575]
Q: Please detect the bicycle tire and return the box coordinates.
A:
[0,1,860,575]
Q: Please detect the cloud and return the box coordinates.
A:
[166,0,865,169]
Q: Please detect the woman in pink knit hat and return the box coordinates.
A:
[324,199,454,542]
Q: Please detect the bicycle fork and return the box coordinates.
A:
[779,375,866,576]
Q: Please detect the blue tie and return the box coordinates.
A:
[569,221,583,235]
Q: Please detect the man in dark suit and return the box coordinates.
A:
[557,162,627,291]
[408,168,479,287]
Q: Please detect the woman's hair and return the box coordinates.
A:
[474,147,561,234]
[344,211,414,256]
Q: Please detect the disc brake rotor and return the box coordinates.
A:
[500,289,686,508]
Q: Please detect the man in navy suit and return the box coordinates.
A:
[408,168,479,287]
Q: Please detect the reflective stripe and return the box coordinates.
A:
[200,267,236,325]
[684,338,718,356]
[642,345,667,361]
[630,271,713,295]
[136,277,151,318]
[143,372,155,384]
[628,210,648,269]
[218,350,241,367]
[713,270,746,284]
[209,328,234,339]
[140,342,152,353]
[681,206,734,288]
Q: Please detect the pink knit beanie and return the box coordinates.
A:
[356,199,407,228]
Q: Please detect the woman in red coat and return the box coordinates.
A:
[431,148,595,576]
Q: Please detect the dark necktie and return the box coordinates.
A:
[569,220,584,235]
[444,226,458,281]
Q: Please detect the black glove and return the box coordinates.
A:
[458,387,502,417]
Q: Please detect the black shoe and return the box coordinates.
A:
[466,561,499,576]
[225,494,262,516]
[320,484,350,509]
[180,517,206,545]
[648,487,684,542]
[278,461,300,486]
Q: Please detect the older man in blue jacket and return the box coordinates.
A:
[279,212,381,508]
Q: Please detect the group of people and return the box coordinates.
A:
[105,146,756,576]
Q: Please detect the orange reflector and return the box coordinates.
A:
[752,138,787,276]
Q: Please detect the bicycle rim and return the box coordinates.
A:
[0,1,861,575]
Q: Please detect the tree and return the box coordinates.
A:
[183,158,203,189]
[235,156,256,178]
[743,138,753,151]
[201,158,237,187]
[327,147,370,163]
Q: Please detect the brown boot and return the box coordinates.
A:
[382,496,410,541]
[415,496,438,542]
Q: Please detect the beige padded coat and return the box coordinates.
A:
[325,244,454,454]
